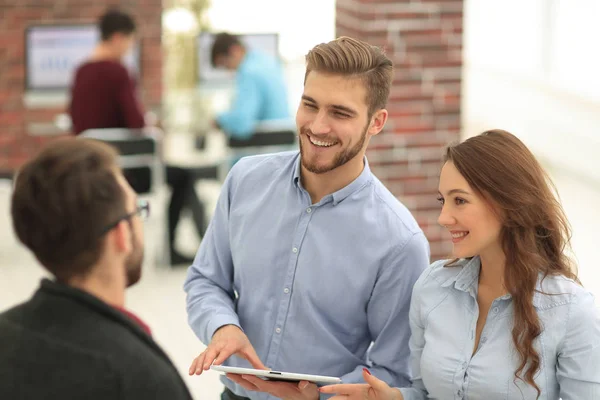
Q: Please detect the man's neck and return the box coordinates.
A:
[90,43,121,62]
[301,155,365,204]
[67,264,126,308]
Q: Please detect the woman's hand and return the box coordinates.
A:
[319,369,403,400]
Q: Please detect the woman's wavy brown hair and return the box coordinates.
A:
[444,129,579,398]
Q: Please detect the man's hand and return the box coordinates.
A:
[319,369,404,400]
[227,374,319,400]
[189,325,266,375]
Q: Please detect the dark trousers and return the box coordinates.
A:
[123,166,206,250]
[221,387,251,400]
[165,166,205,247]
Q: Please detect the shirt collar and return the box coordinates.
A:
[39,278,154,336]
[113,306,152,336]
[292,154,373,206]
[441,257,481,292]
[440,256,550,306]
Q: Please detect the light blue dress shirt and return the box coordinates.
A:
[184,151,430,400]
[217,51,290,139]
[399,257,600,400]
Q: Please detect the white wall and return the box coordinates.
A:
[205,0,336,62]
[200,0,336,116]
[462,0,600,184]
[462,0,600,295]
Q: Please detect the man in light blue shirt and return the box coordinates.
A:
[185,36,430,400]
[211,32,290,139]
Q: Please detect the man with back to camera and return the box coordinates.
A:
[0,138,192,399]
[69,9,206,265]
[184,37,431,400]
[69,8,144,134]
[210,32,291,139]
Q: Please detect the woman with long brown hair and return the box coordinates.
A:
[322,130,600,399]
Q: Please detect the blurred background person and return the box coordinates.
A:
[69,9,205,265]
[69,9,144,134]
[210,32,290,139]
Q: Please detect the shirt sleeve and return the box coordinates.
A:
[183,163,243,344]
[115,67,145,129]
[557,290,600,399]
[339,233,430,389]
[216,70,261,139]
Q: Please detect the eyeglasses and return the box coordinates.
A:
[99,199,150,236]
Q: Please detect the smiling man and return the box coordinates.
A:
[184,37,430,400]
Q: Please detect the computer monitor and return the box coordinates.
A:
[197,32,279,83]
[25,24,141,91]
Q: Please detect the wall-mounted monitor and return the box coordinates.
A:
[197,32,279,83]
[25,24,141,91]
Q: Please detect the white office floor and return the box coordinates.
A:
[1,161,599,400]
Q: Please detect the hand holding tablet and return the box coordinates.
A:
[189,325,266,376]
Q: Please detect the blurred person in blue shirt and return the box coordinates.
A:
[184,37,430,400]
[211,32,290,139]
[321,130,600,400]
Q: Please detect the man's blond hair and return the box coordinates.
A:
[304,36,394,117]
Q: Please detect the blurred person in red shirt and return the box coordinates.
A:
[69,9,204,265]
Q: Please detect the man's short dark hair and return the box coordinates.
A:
[99,9,136,41]
[11,138,128,281]
[210,32,242,67]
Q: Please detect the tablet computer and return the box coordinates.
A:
[210,365,342,384]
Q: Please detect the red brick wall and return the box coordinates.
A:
[336,0,463,261]
[0,0,163,173]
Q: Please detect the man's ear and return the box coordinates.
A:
[231,43,244,57]
[367,109,388,137]
[110,220,132,254]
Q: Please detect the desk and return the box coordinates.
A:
[163,131,229,181]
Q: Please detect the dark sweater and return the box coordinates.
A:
[0,279,193,400]
[69,60,145,135]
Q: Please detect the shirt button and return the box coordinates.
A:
[284,288,290,294]
[457,389,463,396]
[493,306,499,314]
[306,208,312,213]
[292,247,298,253]
[481,337,487,344]
[275,327,281,334]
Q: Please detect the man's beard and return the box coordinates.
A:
[125,229,144,287]
[299,123,368,174]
